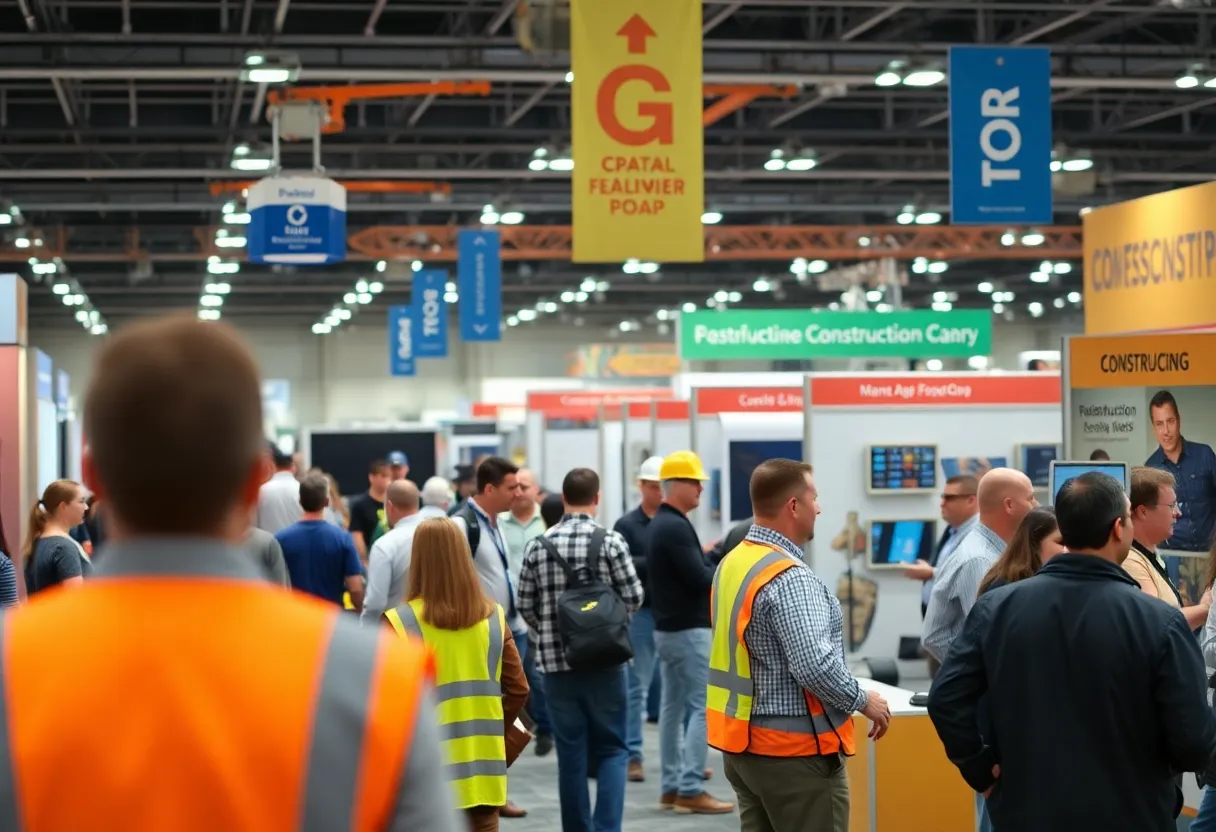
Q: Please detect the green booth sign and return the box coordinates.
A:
[679,309,992,361]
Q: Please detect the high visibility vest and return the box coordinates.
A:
[0,574,431,831]
[707,539,856,758]
[385,599,508,809]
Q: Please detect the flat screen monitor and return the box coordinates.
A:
[309,430,438,496]
[940,456,1008,479]
[728,439,803,521]
[868,519,937,569]
[1017,443,1060,488]
[866,445,937,494]
[1048,461,1129,505]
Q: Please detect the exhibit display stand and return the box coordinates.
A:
[689,386,805,543]
[650,399,692,458]
[849,679,974,832]
[597,402,658,527]
[803,372,1061,672]
[1062,330,1216,604]
[303,424,439,497]
[31,350,59,497]
[0,273,30,549]
[443,419,503,473]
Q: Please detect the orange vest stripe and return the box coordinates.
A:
[708,540,856,759]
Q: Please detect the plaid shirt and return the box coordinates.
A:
[517,513,644,673]
[741,525,868,716]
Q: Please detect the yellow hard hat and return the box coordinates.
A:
[660,450,710,482]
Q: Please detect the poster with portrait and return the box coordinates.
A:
[1067,331,1216,603]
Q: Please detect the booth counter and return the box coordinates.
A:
[849,679,974,832]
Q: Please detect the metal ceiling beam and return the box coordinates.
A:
[503,82,555,128]
[365,0,388,35]
[1107,96,1216,133]
[840,4,907,41]
[703,3,741,35]
[483,0,519,36]
[406,94,436,127]
[0,67,1195,91]
[767,92,833,128]
[1008,0,1115,44]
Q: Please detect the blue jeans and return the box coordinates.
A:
[543,667,629,832]
[1193,787,1216,832]
[513,630,551,735]
[976,792,993,832]
[655,628,711,798]
[626,608,657,763]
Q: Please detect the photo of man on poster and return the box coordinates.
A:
[1145,390,1216,591]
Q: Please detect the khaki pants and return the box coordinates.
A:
[465,805,499,832]
[723,752,849,832]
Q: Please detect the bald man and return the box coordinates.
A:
[361,479,422,625]
[923,468,1038,663]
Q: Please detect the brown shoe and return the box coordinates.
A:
[673,792,735,815]
[628,759,645,782]
[659,792,677,810]
[702,768,713,781]
[500,801,527,819]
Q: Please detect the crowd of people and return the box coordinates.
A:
[4,311,1216,832]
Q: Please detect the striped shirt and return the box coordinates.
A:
[0,555,16,608]
[922,521,1006,662]
[741,525,867,717]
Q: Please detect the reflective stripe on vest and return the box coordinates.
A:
[0,612,399,832]
[707,540,856,758]
[385,600,508,808]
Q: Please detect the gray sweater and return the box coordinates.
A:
[247,527,291,587]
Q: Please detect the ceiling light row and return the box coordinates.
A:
[480,203,525,225]
[48,272,107,335]
[528,147,574,172]
[221,201,251,225]
[313,277,385,335]
[763,148,818,172]
[896,206,942,225]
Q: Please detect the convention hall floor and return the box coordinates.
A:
[506,723,738,831]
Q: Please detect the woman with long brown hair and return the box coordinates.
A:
[22,479,92,596]
[384,517,528,832]
[978,507,1065,595]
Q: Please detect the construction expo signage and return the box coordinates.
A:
[570,0,704,263]
[679,309,994,361]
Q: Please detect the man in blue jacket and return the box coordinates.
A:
[929,471,1216,832]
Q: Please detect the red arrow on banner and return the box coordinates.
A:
[617,14,656,54]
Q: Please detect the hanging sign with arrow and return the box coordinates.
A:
[457,229,502,342]
[571,0,704,264]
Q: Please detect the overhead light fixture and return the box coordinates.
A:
[480,204,500,225]
[753,277,772,292]
[507,316,520,327]
[968,356,989,370]
[200,294,224,307]
[517,308,538,322]
[785,150,818,171]
[713,290,728,302]
[411,260,422,272]
[727,290,742,302]
[205,282,232,294]
[1029,270,1050,283]
[548,154,574,172]
[14,237,29,249]
[580,277,597,292]
[925,359,944,371]
[368,281,384,293]
[499,210,525,225]
[896,205,916,225]
[51,282,70,295]
[214,230,247,248]
[977,281,994,293]
[914,211,942,225]
[1021,230,1045,246]
[312,322,332,334]
[865,289,882,302]
[528,147,549,171]
[376,260,387,272]
[1028,301,1044,317]
[560,290,575,302]
[207,257,240,275]
[564,71,574,83]
[0,214,10,226]
[763,149,786,172]
[230,142,274,171]
[874,60,904,87]
[903,66,946,87]
[240,50,301,84]
[199,309,222,321]
[1000,231,1016,246]
[1053,297,1066,309]
[992,302,1005,314]
[444,291,458,303]
[357,292,373,304]
[701,211,723,224]
[574,290,588,302]
[682,301,696,313]
[223,211,251,225]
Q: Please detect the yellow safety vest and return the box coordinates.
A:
[385,599,508,809]
[707,539,856,758]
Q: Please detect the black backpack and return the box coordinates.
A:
[452,501,481,556]
[535,528,633,671]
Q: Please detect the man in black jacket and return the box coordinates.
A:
[928,472,1216,832]
[646,451,734,815]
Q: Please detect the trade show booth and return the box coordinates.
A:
[803,372,1062,673]
[1062,329,1216,604]
[31,350,58,496]
[688,386,805,543]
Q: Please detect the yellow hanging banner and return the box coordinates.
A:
[570,0,705,264]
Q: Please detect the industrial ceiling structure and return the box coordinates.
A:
[0,0,1211,334]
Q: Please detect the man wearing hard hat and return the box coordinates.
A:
[614,455,665,783]
[646,451,735,815]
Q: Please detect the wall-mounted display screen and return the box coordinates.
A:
[866,445,937,494]
[941,456,1008,479]
[727,440,803,521]
[1018,444,1060,488]
[309,430,438,496]
[1048,461,1129,505]
[868,519,937,569]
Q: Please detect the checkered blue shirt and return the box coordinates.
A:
[739,525,868,716]
[516,513,644,673]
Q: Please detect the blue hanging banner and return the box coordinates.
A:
[248,175,347,265]
[948,46,1053,225]
[388,305,416,377]
[412,269,449,358]
[457,229,502,342]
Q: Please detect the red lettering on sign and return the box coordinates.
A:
[596,65,673,147]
